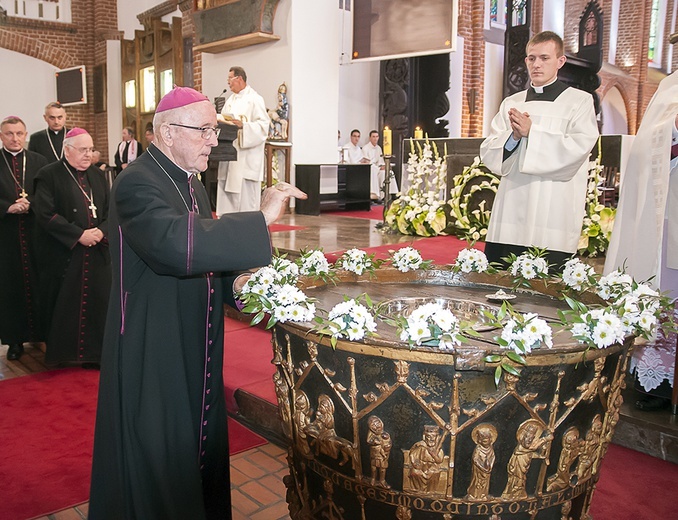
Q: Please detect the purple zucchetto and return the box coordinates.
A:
[66,127,89,138]
[156,86,210,113]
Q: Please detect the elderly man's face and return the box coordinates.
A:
[1,122,27,152]
[44,106,66,132]
[227,71,245,94]
[166,101,218,175]
[64,134,94,171]
[350,132,360,146]
[122,128,132,142]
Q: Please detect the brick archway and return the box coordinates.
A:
[0,28,76,69]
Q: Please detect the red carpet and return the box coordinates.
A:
[0,368,266,520]
[224,316,278,411]
[268,223,306,232]
[326,204,384,219]
[324,234,481,266]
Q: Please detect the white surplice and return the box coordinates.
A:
[480,86,599,253]
[217,85,269,214]
[604,71,678,297]
[362,141,397,196]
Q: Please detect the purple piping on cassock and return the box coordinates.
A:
[198,274,212,465]
[118,226,126,334]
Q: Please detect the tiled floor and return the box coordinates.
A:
[1,343,291,520]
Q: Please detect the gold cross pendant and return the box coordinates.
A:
[89,202,98,219]
[19,189,28,198]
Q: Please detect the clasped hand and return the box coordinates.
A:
[79,227,104,248]
[508,107,531,140]
[7,197,29,214]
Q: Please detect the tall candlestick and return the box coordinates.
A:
[414,127,423,139]
[383,126,392,156]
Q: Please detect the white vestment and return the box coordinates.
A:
[345,143,363,164]
[217,85,270,215]
[480,86,599,253]
[362,142,397,196]
[604,71,678,298]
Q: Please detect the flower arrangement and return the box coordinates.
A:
[388,301,463,350]
[313,295,378,348]
[296,248,336,284]
[578,143,617,257]
[237,255,315,329]
[335,248,382,276]
[388,247,432,273]
[506,248,550,288]
[483,303,553,384]
[561,299,627,349]
[447,156,499,242]
[452,247,490,274]
[384,140,448,237]
[560,257,597,292]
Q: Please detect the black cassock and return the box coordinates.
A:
[28,128,65,164]
[33,159,111,365]
[89,144,271,520]
[0,149,48,344]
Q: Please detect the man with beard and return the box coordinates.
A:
[32,128,110,367]
[0,116,48,360]
[28,102,68,163]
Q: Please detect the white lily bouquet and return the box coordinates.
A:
[578,141,617,257]
[313,295,378,348]
[237,255,315,329]
[388,247,431,273]
[384,140,448,237]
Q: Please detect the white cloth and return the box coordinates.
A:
[217,85,269,214]
[480,87,599,253]
[345,143,363,164]
[216,171,262,215]
[118,139,140,164]
[604,71,678,297]
[362,142,397,196]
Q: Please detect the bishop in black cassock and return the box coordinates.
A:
[0,116,48,359]
[89,87,306,519]
[32,128,111,366]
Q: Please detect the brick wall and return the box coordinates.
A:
[459,0,486,137]
[0,0,118,156]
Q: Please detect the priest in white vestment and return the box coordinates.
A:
[362,130,398,200]
[480,31,599,271]
[604,71,678,411]
[216,66,270,216]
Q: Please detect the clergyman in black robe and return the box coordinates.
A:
[88,86,306,520]
[33,128,111,366]
[28,101,67,163]
[0,116,48,360]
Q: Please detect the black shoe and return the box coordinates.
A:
[6,343,24,361]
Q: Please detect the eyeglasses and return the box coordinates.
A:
[66,145,95,154]
[169,123,221,140]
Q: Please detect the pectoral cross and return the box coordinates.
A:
[89,202,98,219]
[19,189,28,198]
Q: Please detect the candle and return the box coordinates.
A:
[383,126,392,156]
[414,127,423,139]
